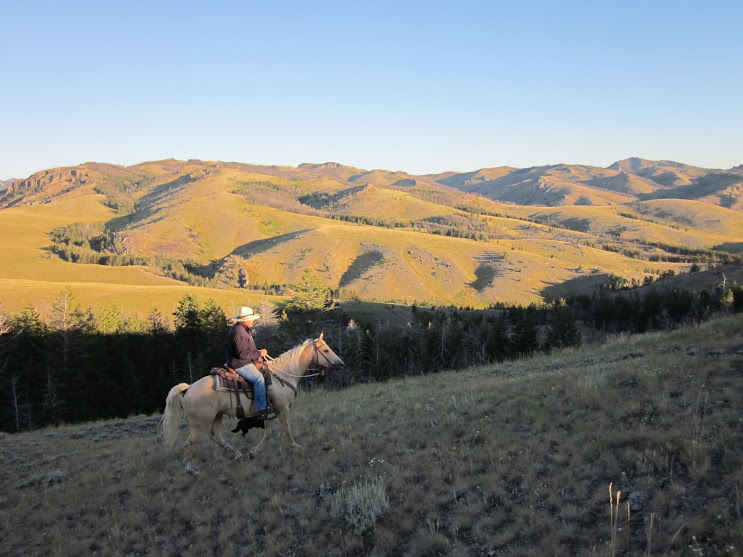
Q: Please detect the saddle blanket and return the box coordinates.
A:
[209,367,254,396]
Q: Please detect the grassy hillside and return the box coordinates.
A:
[518,202,741,249]
[0,186,277,318]
[2,313,741,555]
[444,159,743,209]
[2,157,743,317]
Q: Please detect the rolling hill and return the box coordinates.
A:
[441,158,743,209]
[1,157,742,317]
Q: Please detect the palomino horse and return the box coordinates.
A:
[159,333,344,475]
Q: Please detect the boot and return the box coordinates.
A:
[257,407,277,420]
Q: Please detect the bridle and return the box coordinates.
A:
[311,339,338,377]
[266,339,339,380]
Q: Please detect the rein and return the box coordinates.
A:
[272,369,325,379]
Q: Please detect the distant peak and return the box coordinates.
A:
[608,157,699,173]
[607,157,648,172]
[299,162,346,170]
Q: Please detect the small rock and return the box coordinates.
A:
[314,481,337,500]
[628,491,650,511]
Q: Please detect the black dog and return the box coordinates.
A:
[231,416,266,436]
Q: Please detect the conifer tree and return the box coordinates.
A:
[512,306,539,357]
[545,300,581,352]
[199,299,227,361]
[0,306,9,377]
[5,308,46,430]
[486,314,511,362]
[288,269,330,312]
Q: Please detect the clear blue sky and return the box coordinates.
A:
[2,0,741,179]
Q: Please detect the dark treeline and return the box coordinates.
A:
[2,278,742,432]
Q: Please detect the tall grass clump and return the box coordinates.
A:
[685,390,710,479]
[330,476,390,535]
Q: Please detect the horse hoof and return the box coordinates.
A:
[185,461,199,476]
[234,452,244,461]
[248,451,255,460]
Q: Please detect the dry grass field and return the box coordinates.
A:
[0,183,279,319]
[2,313,742,556]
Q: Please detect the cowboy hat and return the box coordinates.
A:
[231,306,261,322]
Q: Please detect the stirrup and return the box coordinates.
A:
[255,407,278,420]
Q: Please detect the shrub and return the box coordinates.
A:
[330,476,390,535]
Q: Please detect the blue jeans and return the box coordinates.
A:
[235,363,267,411]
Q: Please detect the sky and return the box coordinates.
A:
[1,0,741,179]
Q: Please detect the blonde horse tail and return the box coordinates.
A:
[159,383,189,450]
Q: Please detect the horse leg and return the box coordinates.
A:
[209,414,244,460]
[251,421,272,453]
[184,426,206,476]
[251,418,276,453]
[278,410,302,449]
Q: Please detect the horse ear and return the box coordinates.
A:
[318,332,324,342]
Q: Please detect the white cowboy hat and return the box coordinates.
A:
[231,306,261,322]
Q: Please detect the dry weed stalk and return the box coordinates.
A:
[645,512,655,557]
[736,484,743,547]
[609,482,620,556]
[608,482,629,557]
[687,390,710,477]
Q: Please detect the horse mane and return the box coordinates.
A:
[269,339,314,375]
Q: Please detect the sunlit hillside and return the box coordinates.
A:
[2,157,743,316]
[607,157,710,185]
[0,184,277,317]
[516,203,741,249]
[444,158,743,209]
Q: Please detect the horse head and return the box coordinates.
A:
[312,332,344,374]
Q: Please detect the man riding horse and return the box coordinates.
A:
[225,307,276,420]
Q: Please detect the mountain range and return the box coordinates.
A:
[1,157,742,313]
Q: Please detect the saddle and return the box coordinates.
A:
[209,366,250,419]
[210,366,254,392]
[210,363,273,392]
[210,364,273,419]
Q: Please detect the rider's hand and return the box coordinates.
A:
[259,349,268,358]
